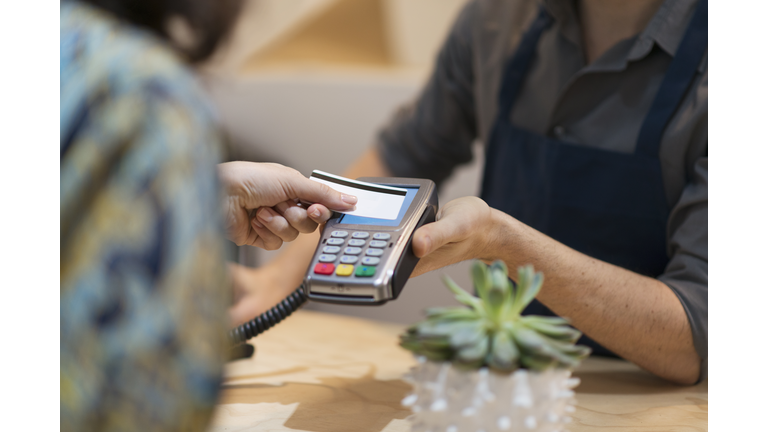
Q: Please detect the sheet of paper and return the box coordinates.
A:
[309,170,407,220]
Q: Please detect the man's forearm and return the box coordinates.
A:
[485,209,701,384]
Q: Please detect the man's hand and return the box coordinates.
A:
[411,196,497,277]
[218,162,357,249]
[410,195,700,384]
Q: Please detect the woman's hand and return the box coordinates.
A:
[410,196,500,277]
[218,162,357,249]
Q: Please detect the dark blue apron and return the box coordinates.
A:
[480,1,707,357]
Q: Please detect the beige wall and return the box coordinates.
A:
[204,0,468,73]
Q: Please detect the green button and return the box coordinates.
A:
[355,266,376,277]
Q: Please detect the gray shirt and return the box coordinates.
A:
[377,0,707,377]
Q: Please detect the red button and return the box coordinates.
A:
[314,263,335,275]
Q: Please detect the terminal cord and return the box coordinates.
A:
[228,285,308,346]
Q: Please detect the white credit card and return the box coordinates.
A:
[309,170,407,220]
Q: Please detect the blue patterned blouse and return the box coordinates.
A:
[61,2,229,430]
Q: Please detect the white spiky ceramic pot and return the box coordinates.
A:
[399,262,590,432]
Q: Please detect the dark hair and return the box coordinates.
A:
[80,0,243,62]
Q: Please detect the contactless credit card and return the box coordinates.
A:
[309,170,407,220]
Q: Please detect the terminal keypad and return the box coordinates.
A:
[314,230,395,277]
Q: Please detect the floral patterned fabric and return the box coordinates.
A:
[61,2,228,430]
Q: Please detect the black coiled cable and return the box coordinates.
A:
[228,285,307,346]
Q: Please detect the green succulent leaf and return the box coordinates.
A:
[457,334,489,362]
[471,260,491,303]
[549,340,592,360]
[522,315,572,326]
[443,275,484,313]
[486,272,513,322]
[415,320,475,338]
[449,320,486,348]
[489,260,509,279]
[511,324,550,354]
[489,330,519,371]
[424,307,477,321]
[511,265,544,315]
[489,262,510,297]
[521,318,581,343]
[401,260,590,373]
[520,353,558,371]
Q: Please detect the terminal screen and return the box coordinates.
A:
[339,187,419,227]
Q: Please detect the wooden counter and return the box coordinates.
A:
[209,310,707,431]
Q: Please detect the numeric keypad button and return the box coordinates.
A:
[327,238,344,245]
[373,233,391,240]
[348,239,366,247]
[365,249,384,257]
[369,240,387,248]
[323,246,341,254]
[331,231,349,238]
[314,263,334,275]
[352,232,370,239]
[343,247,362,255]
[318,254,337,262]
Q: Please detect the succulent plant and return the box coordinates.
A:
[400,261,591,372]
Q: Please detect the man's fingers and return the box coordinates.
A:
[412,209,471,258]
[412,225,437,258]
[413,219,455,257]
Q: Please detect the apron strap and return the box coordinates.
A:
[496,7,554,121]
[635,0,708,159]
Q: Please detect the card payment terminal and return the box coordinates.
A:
[304,177,438,304]
[228,176,437,347]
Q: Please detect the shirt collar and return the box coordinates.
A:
[629,0,700,60]
[541,0,701,61]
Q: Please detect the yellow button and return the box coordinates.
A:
[336,264,354,276]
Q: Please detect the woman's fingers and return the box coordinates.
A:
[256,207,300,243]
[249,216,284,250]
[288,174,358,211]
[219,162,358,250]
[274,200,319,233]
[306,203,334,224]
[241,200,328,250]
